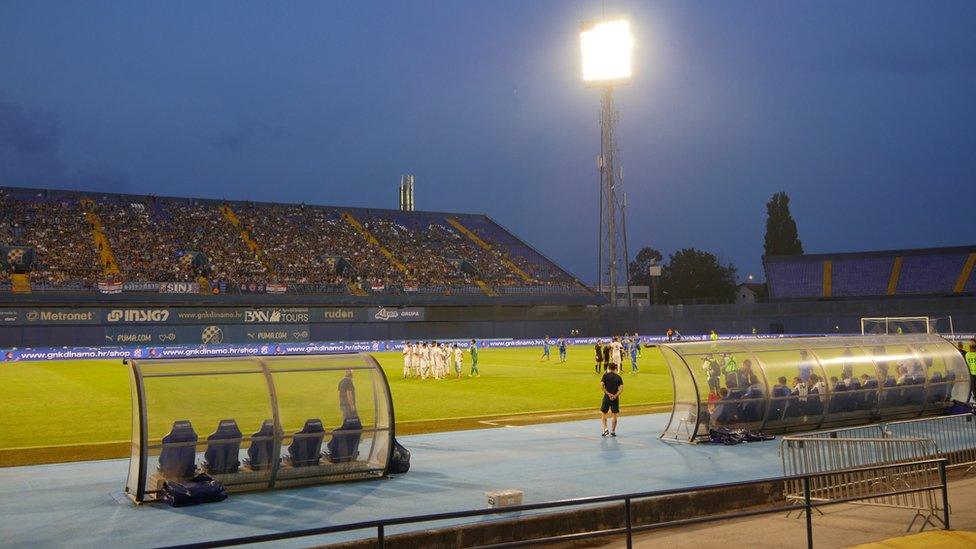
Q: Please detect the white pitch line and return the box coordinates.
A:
[488,422,647,447]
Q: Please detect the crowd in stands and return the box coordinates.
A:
[236,203,393,287]
[0,188,585,296]
[96,198,197,282]
[0,189,102,286]
[167,200,267,283]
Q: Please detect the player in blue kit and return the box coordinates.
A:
[540,336,552,362]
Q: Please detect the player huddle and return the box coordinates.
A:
[402,340,480,380]
[593,334,643,374]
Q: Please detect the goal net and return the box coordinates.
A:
[860,316,934,335]
[860,316,956,336]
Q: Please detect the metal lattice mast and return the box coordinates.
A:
[598,87,631,306]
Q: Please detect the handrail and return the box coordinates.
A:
[158,458,950,549]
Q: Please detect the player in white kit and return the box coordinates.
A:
[402,342,411,378]
[419,342,431,379]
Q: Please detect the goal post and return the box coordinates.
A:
[860,316,932,335]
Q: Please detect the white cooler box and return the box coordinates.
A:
[486,489,524,508]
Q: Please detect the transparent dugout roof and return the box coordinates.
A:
[659,334,969,443]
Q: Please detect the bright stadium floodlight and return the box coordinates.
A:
[580,18,634,85]
[582,17,634,306]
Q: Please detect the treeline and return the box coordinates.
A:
[628,191,803,303]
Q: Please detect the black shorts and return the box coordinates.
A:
[601,395,620,414]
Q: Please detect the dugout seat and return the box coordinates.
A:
[904,376,926,406]
[861,379,879,411]
[288,419,325,467]
[927,372,946,404]
[204,419,243,475]
[327,416,363,463]
[158,420,198,480]
[881,378,902,408]
[245,419,278,471]
[827,384,848,414]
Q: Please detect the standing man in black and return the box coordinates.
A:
[602,342,612,372]
[600,363,624,437]
[328,369,362,462]
[594,339,604,374]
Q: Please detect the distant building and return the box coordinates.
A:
[597,284,650,307]
[736,282,767,304]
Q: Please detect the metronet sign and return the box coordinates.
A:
[106,309,171,323]
[27,310,98,323]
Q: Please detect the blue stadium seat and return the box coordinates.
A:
[804,390,824,417]
[927,372,946,404]
[288,419,325,467]
[158,420,198,480]
[881,378,904,408]
[245,419,278,471]
[204,419,242,475]
[846,379,863,411]
[861,379,879,411]
[904,376,926,406]
[327,416,363,463]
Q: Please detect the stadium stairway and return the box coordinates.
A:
[10,273,30,293]
[955,252,976,293]
[340,211,409,274]
[79,198,121,277]
[219,204,276,276]
[446,217,531,285]
[339,211,409,296]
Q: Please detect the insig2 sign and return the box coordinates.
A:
[106,309,171,323]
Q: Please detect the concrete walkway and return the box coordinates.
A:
[601,475,976,549]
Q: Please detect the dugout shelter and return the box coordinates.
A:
[124,353,395,503]
[660,334,970,443]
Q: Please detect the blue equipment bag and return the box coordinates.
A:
[160,474,227,507]
[945,400,976,415]
[389,438,411,474]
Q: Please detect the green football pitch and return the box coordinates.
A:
[0,347,674,462]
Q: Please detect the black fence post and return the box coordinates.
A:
[803,476,813,549]
[939,461,950,530]
[378,524,385,549]
[625,497,633,549]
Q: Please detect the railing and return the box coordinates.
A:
[884,414,976,470]
[786,413,976,470]
[781,437,937,477]
[159,459,950,549]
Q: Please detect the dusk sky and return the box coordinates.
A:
[1,1,974,282]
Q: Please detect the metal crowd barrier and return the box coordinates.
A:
[780,437,943,531]
[884,414,976,471]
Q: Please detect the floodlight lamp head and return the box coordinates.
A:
[580,18,633,86]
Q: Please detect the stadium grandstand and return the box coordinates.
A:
[764,245,976,301]
[0,186,599,304]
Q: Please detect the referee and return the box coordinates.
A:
[600,363,624,437]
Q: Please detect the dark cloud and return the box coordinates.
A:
[0,99,63,154]
[213,123,284,152]
[0,98,65,181]
[0,97,128,190]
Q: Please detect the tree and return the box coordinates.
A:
[628,247,663,286]
[764,191,803,256]
[659,248,737,303]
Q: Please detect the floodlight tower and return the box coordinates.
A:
[581,18,634,307]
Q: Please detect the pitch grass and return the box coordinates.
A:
[0,347,674,462]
